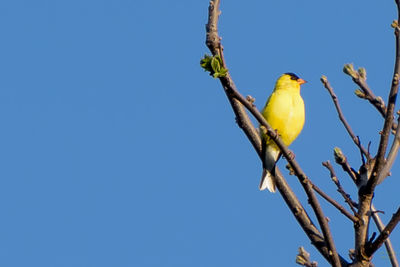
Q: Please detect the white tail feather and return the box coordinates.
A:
[259,169,276,192]
[259,146,280,193]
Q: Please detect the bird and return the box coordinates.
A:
[259,73,306,192]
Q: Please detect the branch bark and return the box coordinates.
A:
[371,204,399,267]
[366,207,400,257]
[322,161,358,216]
[312,181,357,223]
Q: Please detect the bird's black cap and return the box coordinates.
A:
[285,72,300,80]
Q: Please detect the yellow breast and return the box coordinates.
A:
[261,89,305,146]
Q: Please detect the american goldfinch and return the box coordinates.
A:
[259,73,306,192]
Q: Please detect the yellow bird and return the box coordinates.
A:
[259,73,306,192]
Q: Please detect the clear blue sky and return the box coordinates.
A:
[0,0,399,266]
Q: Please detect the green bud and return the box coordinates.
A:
[320,75,328,84]
[200,54,213,72]
[334,147,346,164]
[211,56,221,73]
[296,247,310,265]
[200,54,228,78]
[343,63,358,79]
[213,68,228,78]
[296,255,307,265]
[358,67,367,80]
[354,89,366,98]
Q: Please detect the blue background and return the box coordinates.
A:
[0,0,399,266]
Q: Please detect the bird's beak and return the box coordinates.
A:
[297,78,307,85]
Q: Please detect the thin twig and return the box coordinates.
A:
[274,168,330,257]
[366,207,400,257]
[371,204,399,267]
[333,147,358,184]
[345,65,398,133]
[322,161,358,215]
[312,182,358,223]
[352,73,387,117]
[321,76,369,158]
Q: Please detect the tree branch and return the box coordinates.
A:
[371,204,399,267]
[322,161,358,216]
[366,207,400,257]
[321,76,369,158]
[343,64,387,119]
[344,64,399,134]
[312,182,358,223]
[273,168,341,264]
[333,147,358,184]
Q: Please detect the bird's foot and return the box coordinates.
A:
[285,150,295,160]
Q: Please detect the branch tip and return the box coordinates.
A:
[296,247,318,267]
[343,63,358,79]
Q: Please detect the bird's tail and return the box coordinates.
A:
[259,145,281,192]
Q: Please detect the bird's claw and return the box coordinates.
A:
[286,150,295,160]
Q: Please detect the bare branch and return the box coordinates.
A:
[342,64,399,135]
[273,168,339,264]
[321,76,369,158]
[333,147,358,184]
[322,161,358,215]
[371,204,399,267]
[312,182,358,223]
[366,207,400,257]
[343,64,387,119]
